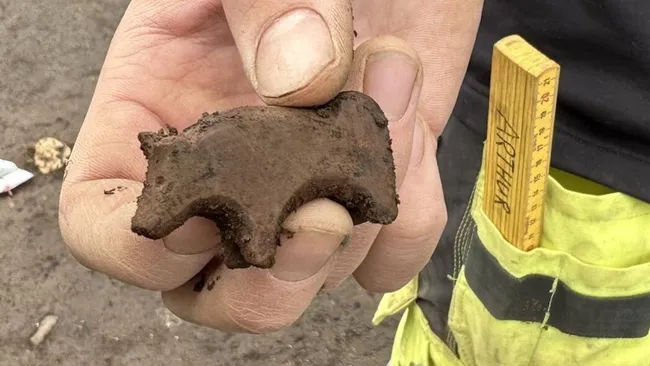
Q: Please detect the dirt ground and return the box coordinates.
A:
[0,1,398,365]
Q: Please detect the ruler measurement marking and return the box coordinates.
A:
[484,35,561,251]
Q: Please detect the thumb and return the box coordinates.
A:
[222,0,353,107]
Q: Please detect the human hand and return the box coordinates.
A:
[59,0,482,332]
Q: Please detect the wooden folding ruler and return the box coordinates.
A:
[483,35,561,251]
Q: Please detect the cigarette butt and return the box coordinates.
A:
[30,314,58,346]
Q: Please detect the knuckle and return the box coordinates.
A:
[362,279,407,294]
[355,204,448,294]
[226,302,299,334]
[355,273,404,294]
[396,205,447,245]
[221,280,314,333]
[356,265,419,294]
[59,190,185,292]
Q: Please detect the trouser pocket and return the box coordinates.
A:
[446,151,650,366]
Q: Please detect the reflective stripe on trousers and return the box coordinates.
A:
[374,119,650,365]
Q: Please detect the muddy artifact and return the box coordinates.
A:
[131,91,399,269]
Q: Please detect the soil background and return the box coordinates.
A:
[0,1,398,365]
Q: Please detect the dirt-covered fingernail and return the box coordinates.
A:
[363,51,418,121]
[270,199,353,282]
[256,9,334,98]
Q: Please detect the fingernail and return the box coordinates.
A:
[409,119,426,167]
[363,51,418,121]
[256,9,334,98]
[271,231,344,282]
[270,198,353,282]
[164,217,221,255]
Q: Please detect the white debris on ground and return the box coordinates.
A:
[155,307,184,329]
[33,137,71,175]
[30,314,59,346]
[0,159,34,194]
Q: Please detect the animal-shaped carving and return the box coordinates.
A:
[131,91,399,269]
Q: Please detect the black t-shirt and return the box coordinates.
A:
[454,0,650,202]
